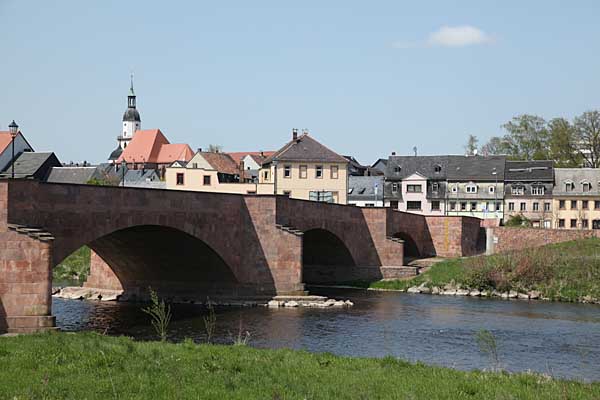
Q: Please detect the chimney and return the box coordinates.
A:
[391,152,396,156]
[239,160,245,181]
[198,147,202,153]
[292,128,298,140]
[260,151,264,158]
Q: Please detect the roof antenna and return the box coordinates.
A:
[413,146,418,157]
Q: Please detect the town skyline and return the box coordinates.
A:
[2,1,600,164]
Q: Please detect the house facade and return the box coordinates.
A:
[259,130,349,204]
[552,168,600,229]
[503,160,553,228]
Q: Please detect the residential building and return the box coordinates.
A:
[552,168,600,229]
[370,158,387,175]
[259,129,349,204]
[503,160,553,228]
[445,155,505,220]
[0,152,61,180]
[166,151,273,194]
[0,125,34,172]
[384,155,449,215]
[116,129,194,177]
[227,151,275,183]
[345,156,369,176]
[348,176,384,207]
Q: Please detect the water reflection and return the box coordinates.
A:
[53,288,600,381]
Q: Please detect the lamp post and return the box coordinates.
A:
[492,167,498,220]
[8,120,18,179]
[121,159,126,187]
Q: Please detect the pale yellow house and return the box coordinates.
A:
[259,130,349,204]
[552,168,600,229]
[165,151,274,194]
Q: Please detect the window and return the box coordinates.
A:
[558,219,565,228]
[309,191,332,202]
[394,166,401,173]
[594,220,600,229]
[203,175,211,186]
[565,181,574,192]
[407,184,422,193]
[582,182,591,192]
[176,173,184,185]
[451,185,458,193]
[434,165,442,173]
[431,182,439,193]
[582,219,589,229]
[283,191,292,197]
[495,202,502,211]
[247,190,256,194]
[533,202,539,211]
[407,201,421,210]
[330,165,339,179]
[263,171,269,181]
[520,202,526,211]
[570,219,577,228]
[470,202,477,211]
[392,183,399,193]
[583,200,589,209]
[508,202,515,211]
[431,201,440,210]
[531,186,545,195]
[299,165,307,179]
[489,186,495,194]
[511,186,525,195]
[365,203,375,207]
[284,165,291,178]
[449,202,456,211]
[571,200,577,209]
[390,200,399,209]
[544,202,551,211]
[460,202,467,211]
[596,201,600,210]
[559,200,566,210]
[466,184,477,193]
[315,165,323,179]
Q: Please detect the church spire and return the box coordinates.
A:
[128,73,136,108]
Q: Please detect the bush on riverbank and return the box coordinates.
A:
[370,238,600,302]
[0,332,598,399]
[53,246,90,286]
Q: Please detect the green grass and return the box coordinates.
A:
[0,332,598,399]
[366,238,600,301]
[53,246,91,286]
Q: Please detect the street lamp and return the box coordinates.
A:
[121,159,126,187]
[492,167,498,219]
[8,120,18,179]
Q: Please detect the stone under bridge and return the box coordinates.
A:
[0,180,482,333]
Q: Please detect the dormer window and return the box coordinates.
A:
[511,185,525,195]
[582,181,591,192]
[394,166,401,173]
[564,181,574,192]
[434,165,442,173]
[392,183,399,193]
[451,185,458,193]
[431,182,439,193]
[489,186,495,194]
[466,183,477,194]
[531,186,545,195]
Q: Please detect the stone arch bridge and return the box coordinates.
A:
[0,180,481,333]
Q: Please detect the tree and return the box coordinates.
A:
[573,110,600,168]
[207,144,223,153]
[547,118,580,167]
[464,134,479,155]
[501,115,549,160]
[480,136,512,156]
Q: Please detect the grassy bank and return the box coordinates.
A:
[53,246,90,286]
[0,332,598,399]
[363,238,600,302]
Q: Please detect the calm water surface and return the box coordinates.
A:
[53,288,600,381]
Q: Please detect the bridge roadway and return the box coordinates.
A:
[0,180,481,333]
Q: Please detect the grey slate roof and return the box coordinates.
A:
[123,169,160,183]
[505,160,553,181]
[446,155,506,181]
[263,133,348,164]
[0,152,61,180]
[348,176,384,201]
[123,108,141,122]
[554,168,600,196]
[108,146,123,161]
[385,155,450,180]
[47,166,97,184]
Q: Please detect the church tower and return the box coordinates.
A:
[109,75,142,162]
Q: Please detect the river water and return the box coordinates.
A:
[53,288,600,381]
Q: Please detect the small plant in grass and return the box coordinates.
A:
[203,298,217,344]
[476,329,501,371]
[233,317,251,346]
[142,288,171,342]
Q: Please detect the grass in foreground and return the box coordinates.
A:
[366,238,600,301]
[0,332,598,400]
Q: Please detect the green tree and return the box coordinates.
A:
[501,114,549,160]
[573,110,600,167]
[480,136,511,156]
[464,134,479,155]
[547,118,580,167]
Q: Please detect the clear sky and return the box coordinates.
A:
[1,1,599,164]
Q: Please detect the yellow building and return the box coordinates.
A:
[552,168,600,229]
[165,151,274,194]
[259,130,349,204]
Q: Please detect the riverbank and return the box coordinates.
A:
[0,332,598,399]
[347,238,600,303]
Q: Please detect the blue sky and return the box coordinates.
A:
[1,1,599,164]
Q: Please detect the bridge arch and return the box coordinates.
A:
[391,232,420,260]
[301,228,357,284]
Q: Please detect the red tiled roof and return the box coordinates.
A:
[227,151,275,163]
[201,152,239,175]
[117,129,193,164]
[0,132,14,154]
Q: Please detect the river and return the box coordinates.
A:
[53,287,600,382]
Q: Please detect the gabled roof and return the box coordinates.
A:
[228,151,275,164]
[348,176,384,200]
[201,152,239,175]
[446,155,506,181]
[0,152,61,179]
[505,160,553,181]
[0,131,32,154]
[554,168,600,195]
[385,155,449,179]
[263,133,348,164]
[47,166,97,184]
[124,169,160,183]
[117,129,193,164]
